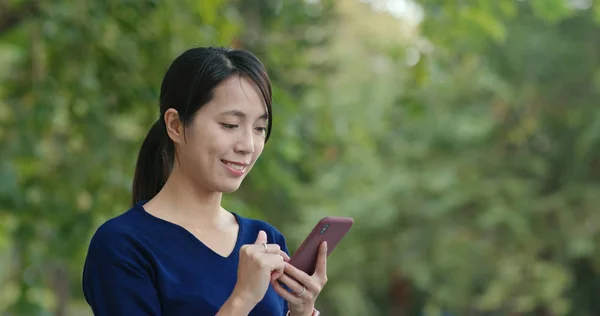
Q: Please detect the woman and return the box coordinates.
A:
[82,47,325,316]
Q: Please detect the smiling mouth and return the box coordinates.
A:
[221,160,247,171]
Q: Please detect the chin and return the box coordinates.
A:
[216,181,243,193]
[220,187,240,193]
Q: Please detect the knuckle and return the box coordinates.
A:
[314,285,322,293]
[248,250,260,260]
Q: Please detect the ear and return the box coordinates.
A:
[164,108,184,144]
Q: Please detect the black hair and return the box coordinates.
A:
[131,47,273,206]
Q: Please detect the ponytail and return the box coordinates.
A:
[131,119,172,207]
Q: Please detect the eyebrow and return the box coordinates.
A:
[220,110,268,120]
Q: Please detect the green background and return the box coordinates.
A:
[1,0,600,315]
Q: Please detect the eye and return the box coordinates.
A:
[220,123,238,130]
[255,127,267,134]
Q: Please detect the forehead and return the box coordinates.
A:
[203,75,267,117]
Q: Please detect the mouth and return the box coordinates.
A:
[221,160,248,172]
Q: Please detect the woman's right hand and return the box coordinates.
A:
[232,230,289,305]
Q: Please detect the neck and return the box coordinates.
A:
[147,164,226,227]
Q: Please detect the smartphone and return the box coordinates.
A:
[288,216,354,275]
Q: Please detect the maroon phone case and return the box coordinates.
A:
[288,216,354,275]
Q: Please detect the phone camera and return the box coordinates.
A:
[320,224,330,234]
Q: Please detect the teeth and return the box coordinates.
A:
[225,162,245,171]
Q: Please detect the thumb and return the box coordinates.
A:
[254,230,267,245]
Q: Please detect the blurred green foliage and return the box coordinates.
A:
[1,0,600,315]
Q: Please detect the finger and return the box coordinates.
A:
[254,230,267,245]
[280,250,291,261]
[269,254,287,281]
[262,243,281,254]
[271,270,282,282]
[283,263,313,289]
[271,280,302,304]
[313,241,328,279]
[277,273,305,295]
[265,253,286,272]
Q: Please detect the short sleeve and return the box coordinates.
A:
[82,259,161,316]
[82,219,162,316]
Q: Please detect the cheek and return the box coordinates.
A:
[252,139,266,160]
[181,134,216,164]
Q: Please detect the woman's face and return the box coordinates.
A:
[173,75,268,193]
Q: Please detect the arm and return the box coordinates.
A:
[216,291,256,316]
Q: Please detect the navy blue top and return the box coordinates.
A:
[82,201,289,316]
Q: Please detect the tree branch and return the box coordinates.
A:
[0,1,39,35]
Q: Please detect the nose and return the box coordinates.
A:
[234,128,255,154]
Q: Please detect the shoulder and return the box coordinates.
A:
[84,207,150,264]
[234,213,289,251]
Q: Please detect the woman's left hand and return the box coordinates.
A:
[272,241,328,316]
